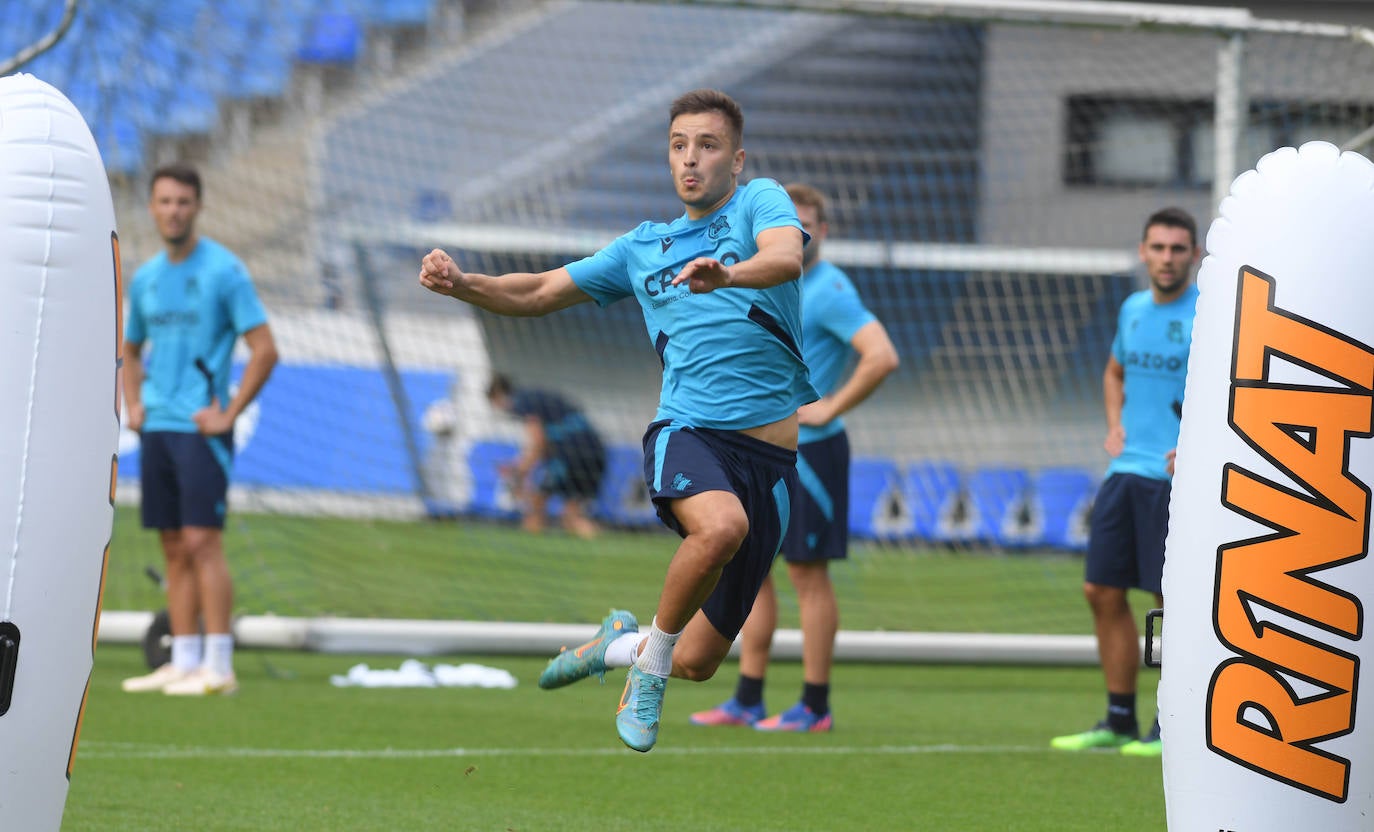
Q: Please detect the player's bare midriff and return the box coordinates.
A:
[739,412,798,450]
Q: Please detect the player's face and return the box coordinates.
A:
[669,111,744,219]
[148,177,201,248]
[794,203,826,269]
[1139,224,1197,299]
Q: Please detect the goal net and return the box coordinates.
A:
[11,0,1373,657]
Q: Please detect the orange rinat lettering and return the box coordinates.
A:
[1209,268,1371,803]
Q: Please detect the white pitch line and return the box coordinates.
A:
[78,742,1049,761]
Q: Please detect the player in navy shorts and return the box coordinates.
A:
[121,162,278,697]
[420,89,815,752]
[690,183,898,734]
[1051,207,1200,757]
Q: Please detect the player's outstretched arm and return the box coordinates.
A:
[672,226,804,293]
[419,248,590,316]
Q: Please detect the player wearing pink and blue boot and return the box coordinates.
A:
[690,183,898,733]
[419,89,815,752]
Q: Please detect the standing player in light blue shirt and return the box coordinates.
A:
[120,163,278,698]
[691,183,898,733]
[1051,207,1200,757]
[419,90,814,752]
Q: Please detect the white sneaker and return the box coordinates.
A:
[163,668,239,697]
[122,664,193,693]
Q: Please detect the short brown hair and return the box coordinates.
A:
[149,162,203,200]
[669,89,744,147]
[785,183,828,225]
[1143,207,1197,248]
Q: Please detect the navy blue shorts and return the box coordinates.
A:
[1085,472,1170,594]
[642,420,798,640]
[780,430,850,563]
[139,431,233,530]
[539,444,606,500]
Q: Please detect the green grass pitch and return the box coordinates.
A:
[77,508,1168,829]
[64,645,1164,831]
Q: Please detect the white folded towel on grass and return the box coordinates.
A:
[330,659,517,689]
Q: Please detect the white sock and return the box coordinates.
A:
[603,632,648,668]
[203,633,235,678]
[170,635,202,672]
[634,618,681,678]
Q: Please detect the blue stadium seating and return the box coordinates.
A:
[464,439,521,521]
[298,8,363,64]
[0,0,445,175]
[904,460,966,543]
[848,457,913,541]
[1031,467,1097,551]
[92,115,145,177]
[363,0,435,27]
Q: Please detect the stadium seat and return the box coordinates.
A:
[595,444,658,528]
[297,10,363,64]
[363,0,436,27]
[463,439,521,521]
[966,466,1034,546]
[848,457,913,541]
[1030,467,1097,551]
[92,115,145,178]
[411,187,453,222]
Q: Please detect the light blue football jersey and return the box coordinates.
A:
[797,260,877,445]
[125,238,269,433]
[567,178,817,430]
[1107,283,1199,481]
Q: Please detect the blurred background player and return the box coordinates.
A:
[486,373,607,539]
[120,162,279,696]
[419,89,813,752]
[690,182,898,732]
[1050,207,1199,756]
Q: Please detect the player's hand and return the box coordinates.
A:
[419,248,463,295]
[672,257,731,294]
[125,401,146,433]
[1104,424,1125,457]
[797,399,834,427]
[193,397,234,437]
[1166,448,1177,477]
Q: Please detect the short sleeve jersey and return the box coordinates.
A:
[565,178,817,430]
[125,238,269,433]
[1108,283,1200,481]
[797,260,877,445]
[510,389,601,453]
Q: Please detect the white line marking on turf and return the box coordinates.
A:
[79,742,1049,760]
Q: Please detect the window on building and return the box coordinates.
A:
[1065,95,1372,188]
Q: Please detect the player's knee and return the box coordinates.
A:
[689,515,749,563]
[788,562,830,594]
[1083,582,1127,612]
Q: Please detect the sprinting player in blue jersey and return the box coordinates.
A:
[1051,207,1200,757]
[691,183,898,733]
[486,373,607,539]
[420,89,814,752]
[120,163,278,697]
